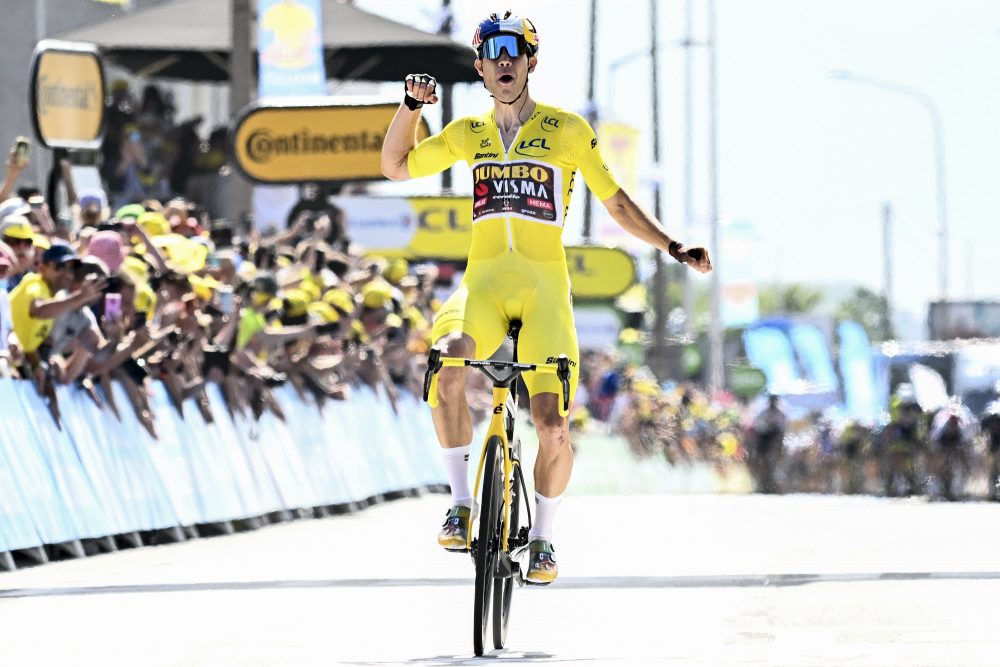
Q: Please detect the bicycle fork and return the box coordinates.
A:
[469,385,514,553]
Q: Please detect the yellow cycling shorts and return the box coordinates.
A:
[431,252,579,404]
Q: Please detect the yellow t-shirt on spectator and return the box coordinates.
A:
[8,273,53,354]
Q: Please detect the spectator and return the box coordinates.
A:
[0,240,17,375]
[8,244,103,412]
[75,189,110,230]
[1,215,36,288]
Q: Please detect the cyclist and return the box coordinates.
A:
[382,10,711,584]
[882,384,924,496]
[748,393,786,493]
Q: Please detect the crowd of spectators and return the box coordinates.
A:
[0,135,443,438]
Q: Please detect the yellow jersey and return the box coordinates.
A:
[407,102,620,263]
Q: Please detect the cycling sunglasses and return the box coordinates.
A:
[479,34,526,60]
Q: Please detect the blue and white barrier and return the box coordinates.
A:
[0,378,446,567]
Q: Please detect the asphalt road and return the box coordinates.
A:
[2,492,1000,666]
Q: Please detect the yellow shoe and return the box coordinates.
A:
[525,539,558,584]
[438,505,471,551]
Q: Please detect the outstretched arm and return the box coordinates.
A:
[381,74,439,181]
[601,189,712,273]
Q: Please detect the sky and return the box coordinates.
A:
[351,0,1000,339]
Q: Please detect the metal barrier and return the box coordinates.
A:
[0,378,447,571]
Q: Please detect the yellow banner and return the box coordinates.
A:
[565,245,637,299]
[30,42,105,149]
[232,102,429,183]
[405,197,474,259]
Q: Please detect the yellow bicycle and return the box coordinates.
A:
[423,320,570,656]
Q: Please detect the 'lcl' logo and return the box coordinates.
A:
[514,137,551,157]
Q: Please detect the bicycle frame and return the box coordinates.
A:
[424,353,571,554]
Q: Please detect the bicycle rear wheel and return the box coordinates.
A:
[493,452,522,649]
[473,436,502,657]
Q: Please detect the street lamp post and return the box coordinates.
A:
[706,0,724,393]
[829,70,950,299]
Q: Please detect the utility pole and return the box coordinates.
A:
[649,0,669,370]
[829,70,949,299]
[882,201,893,341]
[681,0,695,336]
[439,0,454,191]
[582,0,598,242]
[706,0,724,393]
[230,0,255,232]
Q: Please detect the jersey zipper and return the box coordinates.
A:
[499,120,528,254]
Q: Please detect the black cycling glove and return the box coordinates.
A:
[403,73,436,110]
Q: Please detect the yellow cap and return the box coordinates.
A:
[298,279,321,302]
[0,218,34,241]
[361,279,394,309]
[137,211,170,237]
[323,288,355,315]
[281,289,309,318]
[33,234,51,250]
[384,257,409,285]
[307,301,339,323]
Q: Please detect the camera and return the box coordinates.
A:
[103,275,125,293]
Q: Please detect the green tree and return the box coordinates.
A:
[836,286,891,341]
[758,283,825,315]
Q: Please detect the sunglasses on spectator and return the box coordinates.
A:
[3,236,32,248]
[479,34,527,60]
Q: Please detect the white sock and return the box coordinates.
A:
[441,445,472,508]
[528,492,562,542]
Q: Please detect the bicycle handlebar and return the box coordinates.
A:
[422,348,572,415]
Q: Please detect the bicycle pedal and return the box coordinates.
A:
[496,553,516,579]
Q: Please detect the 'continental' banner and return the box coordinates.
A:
[30,41,105,150]
[232,100,429,184]
[335,196,636,299]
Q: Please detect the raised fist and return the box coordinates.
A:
[404,73,439,108]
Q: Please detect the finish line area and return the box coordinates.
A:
[1,493,999,666]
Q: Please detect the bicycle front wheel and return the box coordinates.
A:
[473,436,502,657]
[493,452,522,649]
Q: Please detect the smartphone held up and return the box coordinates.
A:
[12,136,30,168]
